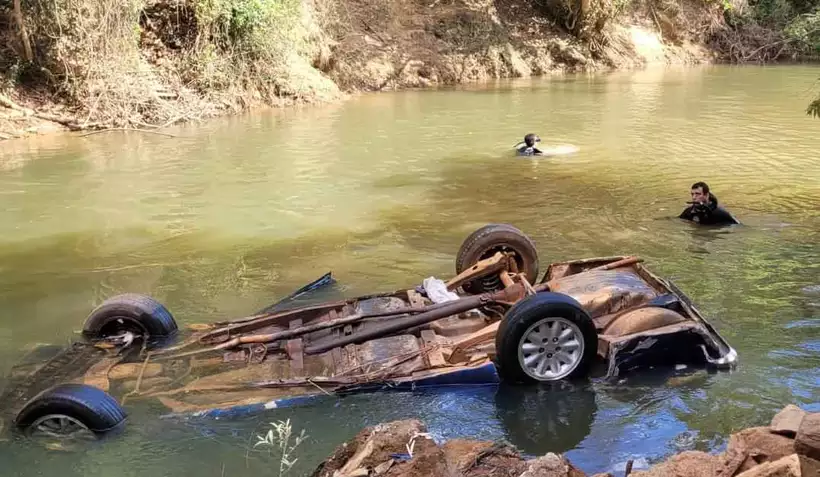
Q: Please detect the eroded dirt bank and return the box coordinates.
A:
[1,0,721,141]
[311,404,820,477]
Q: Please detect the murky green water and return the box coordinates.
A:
[1,64,819,476]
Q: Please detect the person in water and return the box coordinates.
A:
[679,181,740,226]
[516,134,544,156]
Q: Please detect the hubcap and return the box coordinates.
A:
[518,317,584,381]
[27,414,97,447]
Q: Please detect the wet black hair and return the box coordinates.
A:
[691,181,710,194]
[524,133,540,147]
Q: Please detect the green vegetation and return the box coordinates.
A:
[1,0,818,127]
[253,419,308,477]
[0,0,332,128]
[180,0,319,101]
[809,93,820,117]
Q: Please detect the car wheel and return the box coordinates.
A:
[83,293,177,349]
[495,292,597,383]
[455,223,539,294]
[14,384,127,445]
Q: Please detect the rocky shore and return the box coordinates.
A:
[311,405,820,477]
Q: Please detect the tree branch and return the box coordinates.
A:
[12,0,34,63]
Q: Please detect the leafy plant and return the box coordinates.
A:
[808,92,820,118]
[783,8,820,52]
[253,419,308,477]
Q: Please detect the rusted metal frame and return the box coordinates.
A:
[197,302,348,343]
[446,251,511,291]
[534,256,644,293]
[419,330,446,368]
[132,377,358,400]
[502,271,536,296]
[446,321,501,364]
[152,311,368,361]
[539,255,631,283]
[154,302,455,361]
[304,284,525,355]
[500,271,515,289]
[286,319,304,375]
[210,299,350,328]
[202,301,456,343]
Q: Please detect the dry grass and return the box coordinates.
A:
[0,0,339,130]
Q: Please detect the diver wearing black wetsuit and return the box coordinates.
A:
[679,181,740,226]
[516,133,543,156]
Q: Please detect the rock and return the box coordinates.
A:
[386,439,448,477]
[772,406,808,437]
[502,43,532,78]
[441,439,499,469]
[447,441,528,476]
[630,451,721,477]
[733,454,801,477]
[796,413,820,461]
[519,453,587,477]
[798,454,820,476]
[726,427,796,473]
[310,420,428,477]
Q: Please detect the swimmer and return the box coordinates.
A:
[679,181,740,226]
[515,134,543,156]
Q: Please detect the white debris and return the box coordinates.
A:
[422,277,460,304]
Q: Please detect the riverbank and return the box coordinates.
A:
[311,405,820,477]
[0,0,726,141]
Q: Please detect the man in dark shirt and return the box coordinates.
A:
[679,181,740,226]
[516,133,544,156]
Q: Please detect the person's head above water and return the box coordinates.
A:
[690,181,712,204]
[524,133,541,147]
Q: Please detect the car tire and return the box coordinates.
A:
[495,292,597,384]
[455,224,539,294]
[83,293,177,347]
[14,383,127,438]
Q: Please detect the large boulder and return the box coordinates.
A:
[519,453,587,477]
[311,419,430,477]
[795,413,820,462]
[725,427,796,473]
[733,454,801,477]
[629,451,721,477]
[771,405,808,438]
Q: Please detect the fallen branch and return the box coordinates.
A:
[80,128,178,138]
[0,94,32,114]
[742,38,791,62]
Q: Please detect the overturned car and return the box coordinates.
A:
[0,224,737,445]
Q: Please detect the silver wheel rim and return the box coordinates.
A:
[28,414,97,444]
[517,317,585,381]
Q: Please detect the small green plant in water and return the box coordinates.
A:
[254,419,308,477]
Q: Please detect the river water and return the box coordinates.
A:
[0,64,818,476]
